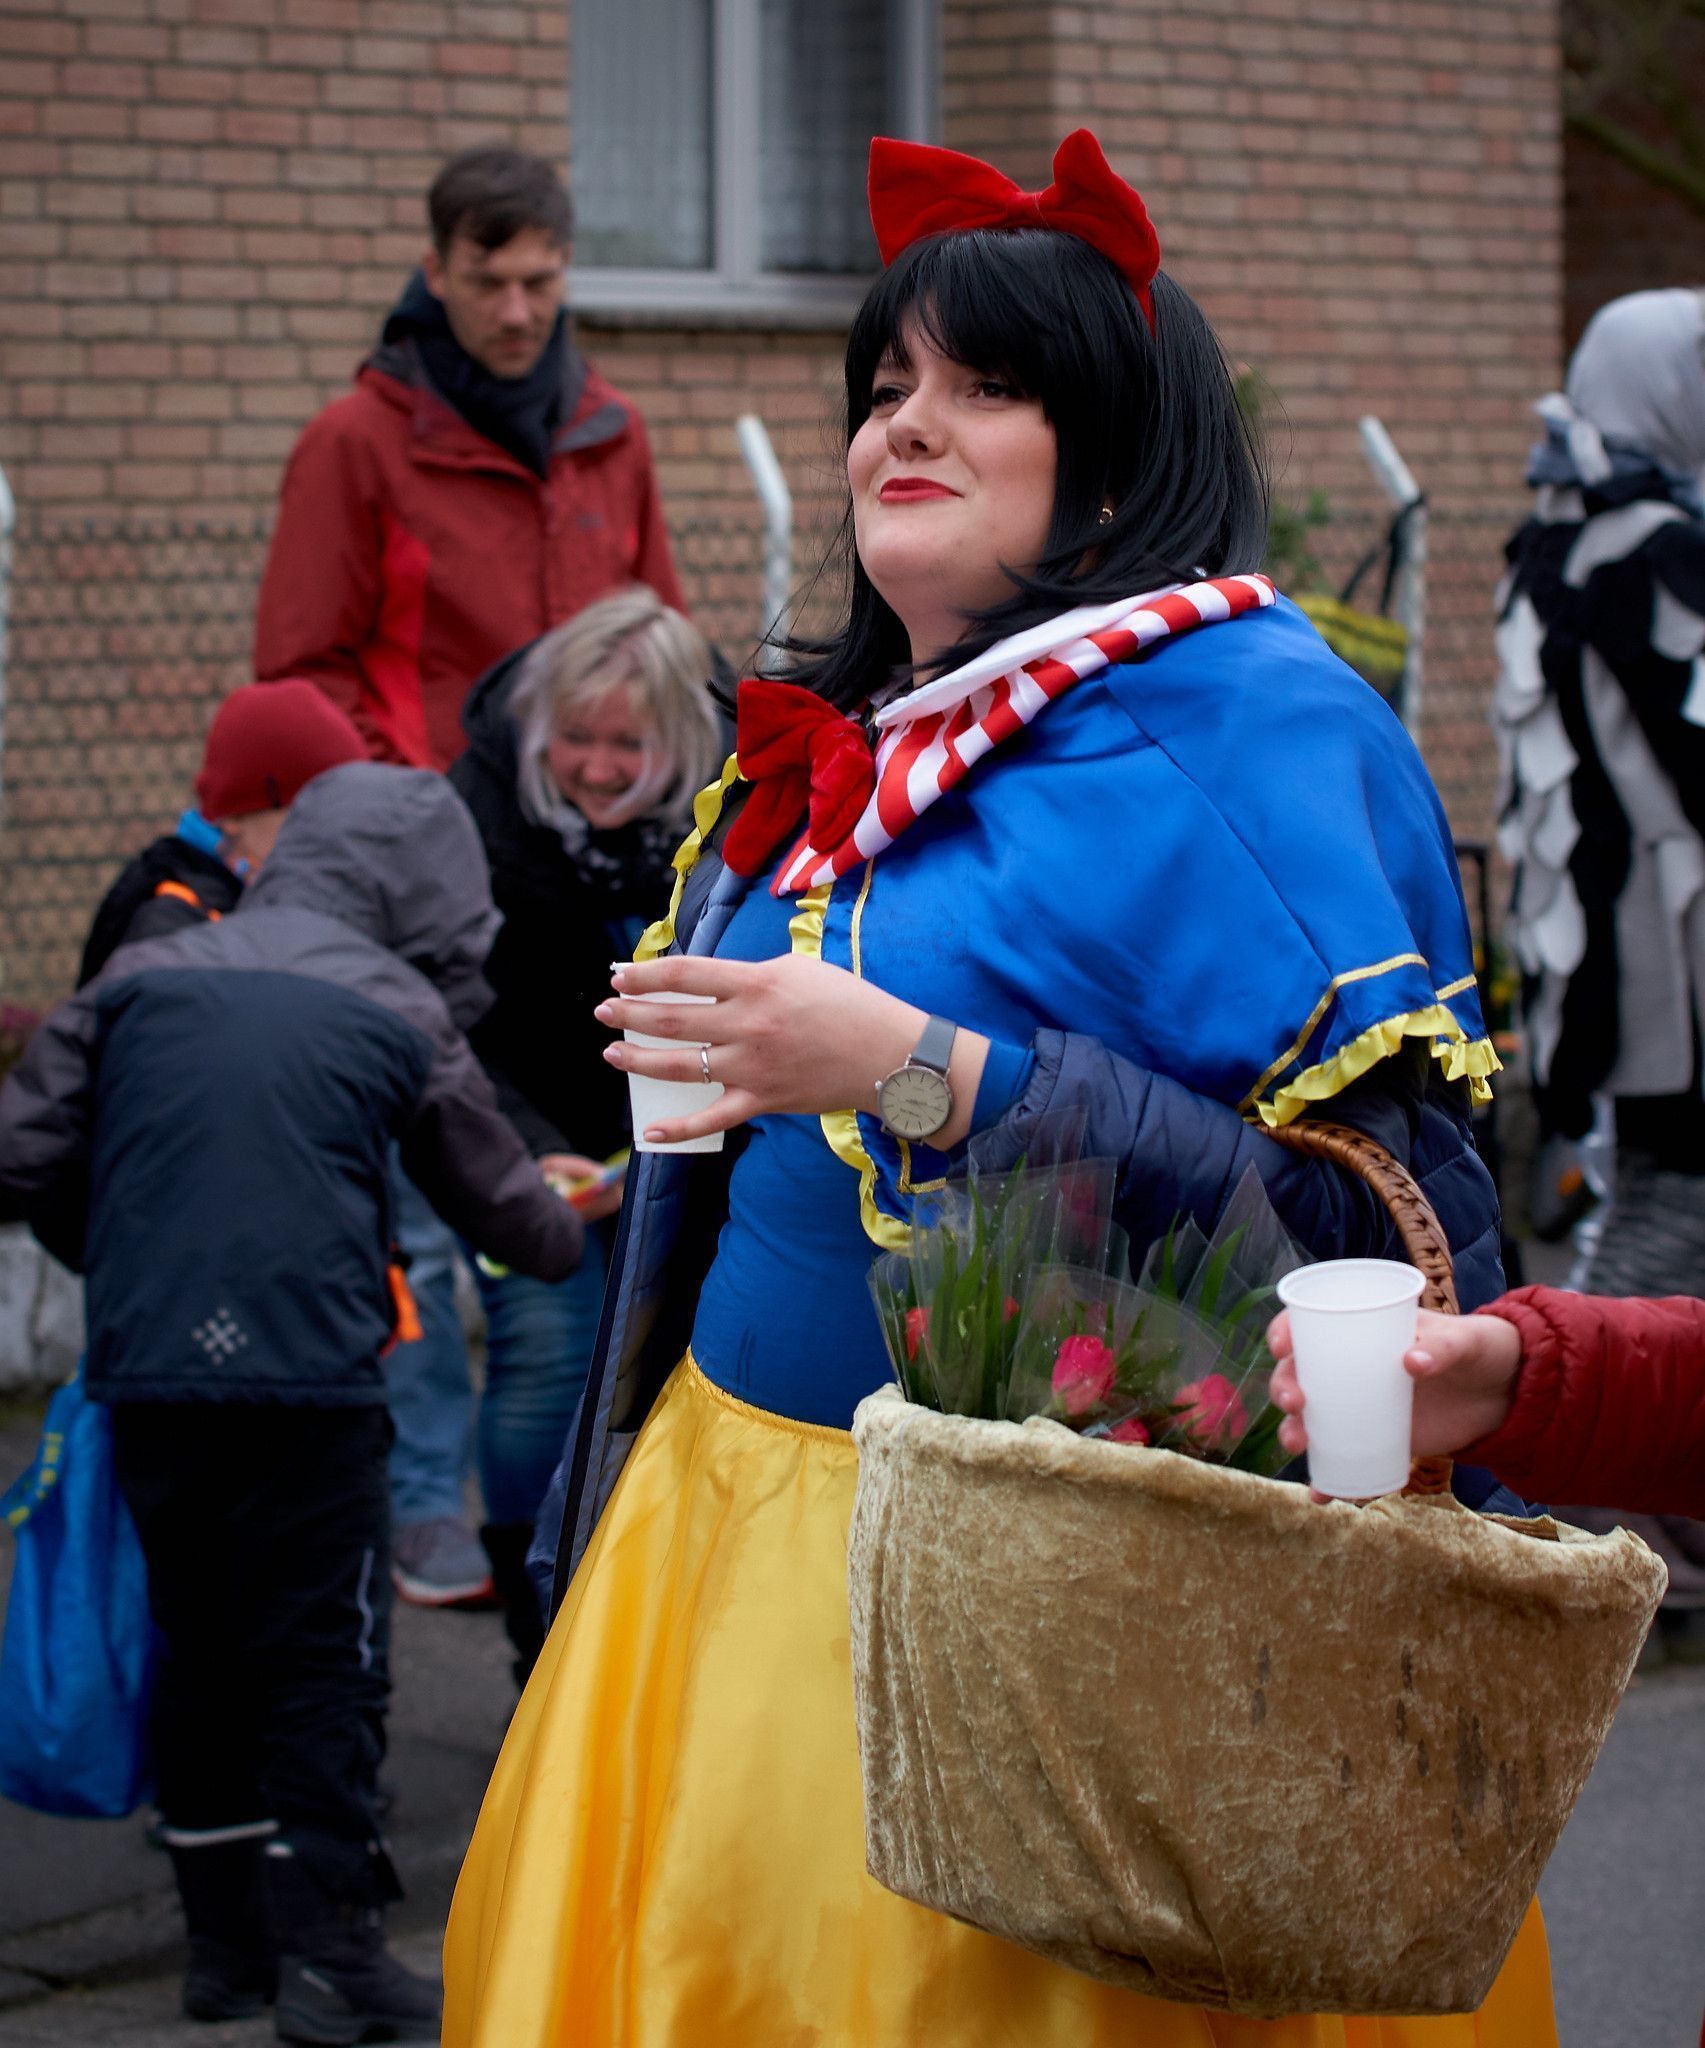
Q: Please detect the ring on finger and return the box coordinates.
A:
[699,1045,713,1086]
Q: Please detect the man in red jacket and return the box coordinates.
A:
[254,145,684,771]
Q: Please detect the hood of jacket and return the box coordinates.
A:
[244,762,501,1027]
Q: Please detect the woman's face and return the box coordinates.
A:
[547,682,651,828]
[848,316,1057,661]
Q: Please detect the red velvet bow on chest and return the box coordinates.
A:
[867,128,1160,331]
[722,679,876,882]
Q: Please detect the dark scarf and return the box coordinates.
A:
[549,808,685,919]
[378,269,582,478]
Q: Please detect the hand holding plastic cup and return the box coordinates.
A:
[622,989,724,1155]
[1272,1259,1426,1498]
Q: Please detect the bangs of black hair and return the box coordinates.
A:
[847,228,1063,408]
[783,227,1269,710]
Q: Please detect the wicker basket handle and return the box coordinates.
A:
[1261,1118,1456,1498]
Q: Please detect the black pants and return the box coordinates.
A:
[112,1403,400,1904]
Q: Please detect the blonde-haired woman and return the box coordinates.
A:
[448,586,726,1676]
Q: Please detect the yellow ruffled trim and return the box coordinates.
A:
[789,865,914,1253]
[634,751,743,963]
[1248,1005,1502,1129]
[634,765,913,1250]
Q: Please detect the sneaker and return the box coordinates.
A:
[391,1517,494,1607]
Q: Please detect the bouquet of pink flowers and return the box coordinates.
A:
[870,1156,1304,1476]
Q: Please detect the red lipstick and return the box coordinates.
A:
[879,478,958,502]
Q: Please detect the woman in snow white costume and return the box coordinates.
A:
[444,134,1556,2046]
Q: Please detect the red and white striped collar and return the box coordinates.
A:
[771,573,1275,895]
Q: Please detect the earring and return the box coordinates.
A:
[1097,502,1115,526]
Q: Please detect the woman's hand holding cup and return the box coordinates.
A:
[594,954,990,1151]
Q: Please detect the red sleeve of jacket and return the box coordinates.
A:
[624,412,686,613]
[253,401,390,758]
[1465,1287,1705,1518]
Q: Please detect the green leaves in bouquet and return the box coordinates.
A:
[872,1154,1071,1422]
[871,1252,924,1404]
[869,1158,1303,1476]
[1129,1205,1294,1477]
[928,1172,1060,1421]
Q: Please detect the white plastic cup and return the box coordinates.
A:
[623,989,724,1155]
[1274,1259,1426,1498]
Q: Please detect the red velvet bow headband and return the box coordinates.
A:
[867,128,1160,332]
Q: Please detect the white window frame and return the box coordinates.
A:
[571,0,940,326]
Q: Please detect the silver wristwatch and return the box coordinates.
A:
[875,1014,958,1142]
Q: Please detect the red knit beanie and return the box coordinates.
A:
[194,681,368,819]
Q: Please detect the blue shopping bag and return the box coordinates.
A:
[0,1372,157,1817]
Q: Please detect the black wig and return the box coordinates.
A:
[786,227,1269,710]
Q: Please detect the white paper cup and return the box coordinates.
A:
[622,989,724,1155]
[1274,1259,1426,1498]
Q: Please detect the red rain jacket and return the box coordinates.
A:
[254,352,683,772]
[1469,1287,1705,1518]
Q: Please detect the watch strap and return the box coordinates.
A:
[910,1013,958,1078]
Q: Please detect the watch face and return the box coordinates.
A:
[879,1064,953,1141]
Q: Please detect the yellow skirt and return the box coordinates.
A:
[444,1358,1558,2048]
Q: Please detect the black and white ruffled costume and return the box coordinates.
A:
[1496,286,1705,1619]
[1495,288,1705,1194]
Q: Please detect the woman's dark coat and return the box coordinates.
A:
[449,647,679,1162]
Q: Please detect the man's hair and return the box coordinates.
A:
[427,146,574,255]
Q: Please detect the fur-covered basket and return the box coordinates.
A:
[845,1123,1666,2017]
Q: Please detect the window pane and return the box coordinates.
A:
[572,0,713,269]
[759,0,890,274]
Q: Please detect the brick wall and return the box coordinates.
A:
[0,0,1565,1010]
[1562,26,1705,347]
[0,0,569,514]
[0,0,575,1005]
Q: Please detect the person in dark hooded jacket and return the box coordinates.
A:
[446,586,725,1675]
[253,145,682,772]
[0,763,582,2044]
[76,679,367,987]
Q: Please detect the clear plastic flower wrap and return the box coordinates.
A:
[871,1153,1305,1475]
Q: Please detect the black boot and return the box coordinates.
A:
[166,1834,278,2021]
[265,1845,439,2046]
[480,1521,545,1685]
